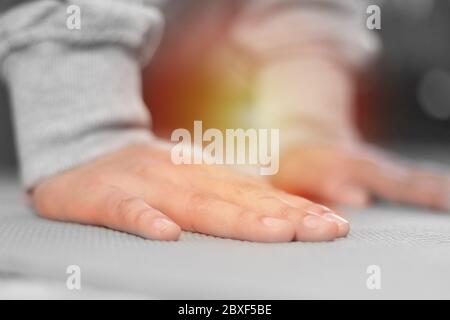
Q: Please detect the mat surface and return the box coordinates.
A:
[1,153,450,299]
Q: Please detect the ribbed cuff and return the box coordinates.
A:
[0,0,164,67]
[4,43,154,189]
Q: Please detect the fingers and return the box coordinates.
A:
[185,194,297,243]
[129,175,295,242]
[354,156,450,212]
[408,171,450,210]
[131,152,351,242]
[157,189,297,242]
[97,187,181,241]
[275,192,350,240]
[401,170,450,211]
[201,181,348,241]
[281,145,450,212]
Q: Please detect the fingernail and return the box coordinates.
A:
[323,213,349,226]
[262,217,288,228]
[153,218,177,232]
[303,215,327,229]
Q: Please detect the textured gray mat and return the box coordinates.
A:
[1,167,450,299]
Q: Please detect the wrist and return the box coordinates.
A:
[253,57,360,150]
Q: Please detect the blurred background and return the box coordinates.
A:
[358,0,450,144]
[0,0,449,171]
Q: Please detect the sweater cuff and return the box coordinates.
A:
[4,43,154,189]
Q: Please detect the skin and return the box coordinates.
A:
[273,144,450,211]
[32,143,349,243]
[31,142,450,243]
[29,53,450,243]
[252,57,450,213]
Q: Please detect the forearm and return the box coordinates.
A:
[231,0,379,67]
[253,57,360,150]
[0,0,164,189]
[229,0,380,149]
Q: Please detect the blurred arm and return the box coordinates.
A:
[229,0,380,150]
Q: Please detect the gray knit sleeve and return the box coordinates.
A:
[0,0,164,189]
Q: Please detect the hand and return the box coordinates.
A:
[272,144,450,211]
[32,143,349,242]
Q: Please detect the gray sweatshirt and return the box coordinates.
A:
[0,0,378,189]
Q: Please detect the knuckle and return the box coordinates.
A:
[229,208,252,233]
[277,205,296,219]
[132,208,149,227]
[183,192,212,232]
[234,208,249,224]
[247,189,287,208]
[107,194,138,222]
[184,192,209,215]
